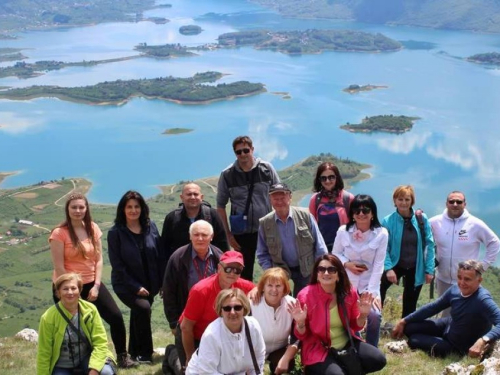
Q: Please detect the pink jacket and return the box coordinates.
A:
[295,284,363,366]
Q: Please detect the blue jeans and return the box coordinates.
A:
[52,354,115,375]
[364,306,382,347]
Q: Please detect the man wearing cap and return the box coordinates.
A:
[392,260,500,358]
[217,135,280,281]
[178,250,255,368]
[257,183,328,296]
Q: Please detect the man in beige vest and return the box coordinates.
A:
[256,183,328,296]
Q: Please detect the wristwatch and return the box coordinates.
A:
[482,335,490,343]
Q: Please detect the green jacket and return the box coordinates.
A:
[37,299,114,375]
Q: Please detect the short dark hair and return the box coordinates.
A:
[232,135,253,150]
[114,190,150,230]
[458,259,484,277]
[313,162,345,192]
[310,254,351,300]
[346,194,381,230]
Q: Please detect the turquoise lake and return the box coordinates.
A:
[1,0,500,237]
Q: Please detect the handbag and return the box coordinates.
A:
[333,300,365,375]
[244,317,261,375]
[229,165,257,235]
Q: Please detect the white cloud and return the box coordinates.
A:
[248,117,289,162]
[0,112,43,134]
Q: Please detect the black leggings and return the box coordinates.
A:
[380,266,423,318]
[53,282,127,355]
[116,292,154,358]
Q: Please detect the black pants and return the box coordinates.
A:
[233,232,258,282]
[380,266,423,318]
[175,323,200,368]
[116,292,154,358]
[305,340,386,375]
[267,346,294,375]
[53,282,127,355]
[404,317,461,358]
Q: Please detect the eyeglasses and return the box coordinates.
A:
[448,199,464,205]
[320,175,336,182]
[223,266,243,275]
[353,207,371,215]
[317,266,338,274]
[221,304,244,312]
[235,148,251,156]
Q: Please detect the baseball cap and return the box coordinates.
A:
[269,183,291,194]
[220,250,244,266]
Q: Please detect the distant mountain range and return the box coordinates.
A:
[252,0,500,33]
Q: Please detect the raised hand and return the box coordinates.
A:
[358,292,374,316]
[287,299,307,324]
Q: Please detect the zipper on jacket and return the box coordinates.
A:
[449,219,456,284]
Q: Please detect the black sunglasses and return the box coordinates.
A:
[353,207,371,215]
[448,199,464,205]
[235,148,251,155]
[320,175,336,182]
[317,266,338,274]
[223,266,243,275]
[222,305,244,312]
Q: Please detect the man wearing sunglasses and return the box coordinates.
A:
[257,183,328,296]
[217,135,280,282]
[392,260,500,358]
[430,191,499,313]
[178,250,255,370]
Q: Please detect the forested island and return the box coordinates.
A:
[0,72,266,105]
[342,84,388,94]
[179,25,203,35]
[340,115,420,133]
[467,52,500,66]
[162,128,193,135]
[134,43,196,58]
[217,29,402,54]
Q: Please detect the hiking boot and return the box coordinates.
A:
[117,352,138,368]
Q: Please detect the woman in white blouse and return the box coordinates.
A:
[251,268,298,374]
[332,194,388,347]
[186,288,265,375]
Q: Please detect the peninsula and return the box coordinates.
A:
[342,84,388,94]
[217,29,402,54]
[340,115,420,133]
[467,52,500,66]
[0,72,266,105]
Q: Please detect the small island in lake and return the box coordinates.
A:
[340,115,420,134]
[343,84,388,94]
[217,29,402,55]
[179,25,203,35]
[0,71,266,106]
[134,43,196,58]
[467,52,500,66]
[162,128,193,135]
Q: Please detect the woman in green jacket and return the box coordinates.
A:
[37,273,116,375]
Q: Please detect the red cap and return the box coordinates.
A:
[220,250,244,267]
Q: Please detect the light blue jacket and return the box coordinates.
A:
[381,209,435,287]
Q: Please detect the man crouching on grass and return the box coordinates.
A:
[392,259,500,358]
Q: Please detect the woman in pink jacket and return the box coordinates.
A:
[289,254,386,374]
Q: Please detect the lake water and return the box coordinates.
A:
[1,0,500,237]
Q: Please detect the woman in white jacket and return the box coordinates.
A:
[332,194,388,347]
[186,288,265,375]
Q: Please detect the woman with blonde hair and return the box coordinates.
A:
[37,273,116,375]
[251,268,298,374]
[186,288,265,375]
[49,193,136,368]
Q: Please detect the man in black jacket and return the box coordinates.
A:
[160,183,228,264]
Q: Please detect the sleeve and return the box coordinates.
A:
[331,228,349,265]
[107,229,141,294]
[405,289,452,323]
[309,193,318,221]
[88,307,111,371]
[216,170,230,208]
[163,257,181,329]
[211,209,230,251]
[268,163,281,185]
[367,229,388,297]
[92,223,102,240]
[347,289,364,332]
[36,313,53,375]
[478,220,500,270]
[481,293,500,341]
[381,216,393,271]
[150,222,165,285]
[309,214,328,259]
[187,328,224,375]
[160,213,175,265]
[423,214,436,274]
[249,318,266,375]
[183,287,206,322]
[49,227,66,243]
[256,224,273,270]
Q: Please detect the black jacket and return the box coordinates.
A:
[160,202,228,264]
[162,243,223,329]
[107,222,162,296]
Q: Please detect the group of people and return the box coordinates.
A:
[36,134,500,375]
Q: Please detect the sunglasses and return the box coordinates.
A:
[317,266,338,274]
[223,266,243,275]
[235,148,251,155]
[320,175,336,182]
[353,207,371,215]
[448,199,464,205]
[222,305,244,312]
